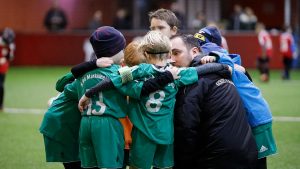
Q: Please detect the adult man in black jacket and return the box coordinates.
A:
[170,34,257,169]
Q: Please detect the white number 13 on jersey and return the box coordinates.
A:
[86,92,106,115]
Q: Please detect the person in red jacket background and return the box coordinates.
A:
[280,26,296,80]
[255,23,273,82]
[0,27,15,111]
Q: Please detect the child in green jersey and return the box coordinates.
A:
[62,26,130,169]
[40,73,86,169]
[40,59,117,169]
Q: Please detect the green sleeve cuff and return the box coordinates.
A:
[118,66,133,84]
[55,72,75,92]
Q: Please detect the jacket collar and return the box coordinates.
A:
[190,54,204,67]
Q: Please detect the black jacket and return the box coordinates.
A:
[174,58,257,169]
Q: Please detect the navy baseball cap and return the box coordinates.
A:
[194,26,222,47]
[90,26,126,58]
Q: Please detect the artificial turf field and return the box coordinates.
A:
[0,67,299,169]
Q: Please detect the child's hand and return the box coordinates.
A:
[228,65,233,75]
[78,95,90,112]
[166,66,180,80]
[201,56,216,64]
[234,64,245,73]
[96,57,113,67]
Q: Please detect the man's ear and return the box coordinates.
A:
[191,47,200,56]
[171,26,178,35]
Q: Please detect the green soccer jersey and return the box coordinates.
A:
[39,90,81,142]
[112,63,198,144]
[64,64,128,118]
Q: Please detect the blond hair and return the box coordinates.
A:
[139,31,171,60]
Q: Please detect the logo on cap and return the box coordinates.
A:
[194,33,206,41]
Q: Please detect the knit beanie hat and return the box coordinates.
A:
[194,26,222,47]
[90,26,126,58]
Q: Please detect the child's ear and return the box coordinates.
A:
[166,51,172,59]
[120,58,125,66]
[144,51,149,58]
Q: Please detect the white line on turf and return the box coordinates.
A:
[3,108,300,122]
[273,116,300,122]
[4,108,45,114]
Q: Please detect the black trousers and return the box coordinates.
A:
[122,149,129,169]
[282,57,293,79]
[63,161,84,169]
[255,157,267,169]
[0,74,5,109]
[63,161,99,169]
[257,57,270,75]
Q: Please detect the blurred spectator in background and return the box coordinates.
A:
[229,4,244,31]
[113,8,132,29]
[191,11,206,31]
[0,28,15,111]
[44,0,68,32]
[83,38,96,62]
[280,26,297,80]
[170,1,186,30]
[88,10,103,31]
[240,7,257,30]
[256,22,273,82]
[84,10,103,62]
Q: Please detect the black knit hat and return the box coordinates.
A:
[90,26,126,58]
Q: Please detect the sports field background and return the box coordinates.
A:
[0,67,299,169]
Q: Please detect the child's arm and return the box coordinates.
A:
[71,58,113,78]
[78,77,114,112]
[78,71,175,112]
[174,63,231,87]
[204,54,252,82]
[134,63,230,96]
[195,63,230,76]
[140,71,174,96]
[55,72,75,92]
[85,77,114,98]
[71,60,97,78]
[84,69,176,98]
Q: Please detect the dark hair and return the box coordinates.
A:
[149,9,180,29]
[2,28,15,44]
[171,34,200,51]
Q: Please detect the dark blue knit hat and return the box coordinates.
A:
[194,26,222,47]
[90,26,126,58]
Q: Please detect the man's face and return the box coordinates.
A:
[170,37,193,67]
[150,18,176,38]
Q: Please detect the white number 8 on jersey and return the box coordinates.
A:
[146,90,165,112]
